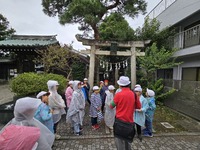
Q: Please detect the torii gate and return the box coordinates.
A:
[76,35,150,89]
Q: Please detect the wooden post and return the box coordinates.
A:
[88,46,95,90]
[131,46,136,89]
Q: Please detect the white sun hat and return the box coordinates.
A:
[36,91,48,99]
[117,76,131,86]
[84,78,88,81]
[93,86,99,91]
[147,88,155,97]
[108,85,115,90]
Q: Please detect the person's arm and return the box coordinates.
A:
[141,98,149,112]
[110,94,118,109]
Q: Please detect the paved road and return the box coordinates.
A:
[0,84,14,105]
[53,135,200,150]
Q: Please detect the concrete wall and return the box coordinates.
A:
[156,0,200,29]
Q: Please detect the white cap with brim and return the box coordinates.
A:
[36,91,48,99]
[108,85,115,90]
[134,87,142,92]
[68,81,74,85]
[117,76,131,86]
[147,88,155,97]
[93,86,99,91]
[135,84,141,88]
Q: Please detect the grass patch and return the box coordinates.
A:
[153,103,187,133]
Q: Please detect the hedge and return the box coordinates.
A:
[10,73,67,97]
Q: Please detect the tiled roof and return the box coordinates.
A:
[0,35,58,47]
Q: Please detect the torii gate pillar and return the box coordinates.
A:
[131,46,136,88]
[88,46,95,89]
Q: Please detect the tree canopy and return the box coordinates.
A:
[99,13,135,41]
[0,14,15,40]
[42,0,147,39]
[135,17,176,49]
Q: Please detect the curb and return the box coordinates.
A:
[57,132,200,140]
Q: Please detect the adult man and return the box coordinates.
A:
[110,76,141,150]
[83,78,91,104]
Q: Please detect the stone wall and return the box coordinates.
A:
[164,80,200,121]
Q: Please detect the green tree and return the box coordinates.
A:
[99,13,135,41]
[139,43,180,101]
[135,17,175,49]
[0,14,15,40]
[35,45,78,79]
[42,0,147,39]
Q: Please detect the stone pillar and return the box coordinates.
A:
[131,46,136,89]
[88,46,95,91]
[115,68,119,87]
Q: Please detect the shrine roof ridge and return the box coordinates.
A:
[0,35,58,47]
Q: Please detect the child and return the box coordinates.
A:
[47,80,66,139]
[66,81,85,136]
[104,85,116,130]
[89,86,102,130]
[65,80,74,108]
[34,91,54,133]
[143,88,156,137]
[134,86,149,141]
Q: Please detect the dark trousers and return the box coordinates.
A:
[87,98,91,105]
[101,100,105,112]
[91,117,97,126]
[53,122,59,134]
[136,123,142,135]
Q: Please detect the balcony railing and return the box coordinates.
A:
[168,24,200,49]
[146,0,177,19]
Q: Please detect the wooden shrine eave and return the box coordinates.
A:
[81,49,145,56]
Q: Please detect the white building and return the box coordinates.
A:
[146,0,200,120]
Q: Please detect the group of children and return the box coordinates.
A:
[33,78,156,140]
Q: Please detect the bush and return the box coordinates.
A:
[10,73,67,96]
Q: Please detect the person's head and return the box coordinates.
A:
[93,86,100,94]
[47,80,59,92]
[134,87,142,96]
[14,97,42,121]
[36,91,50,104]
[99,81,104,87]
[104,80,109,86]
[117,76,131,88]
[146,88,155,97]
[108,85,115,93]
[83,78,88,84]
[68,81,74,88]
[72,80,82,91]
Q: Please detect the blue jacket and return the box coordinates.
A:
[34,103,54,133]
[145,97,156,122]
[134,95,149,127]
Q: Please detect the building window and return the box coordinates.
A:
[157,69,173,79]
[182,67,200,81]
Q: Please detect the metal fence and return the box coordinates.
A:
[146,0,177,19]
[163,79,200,121]
[168,24,200,49]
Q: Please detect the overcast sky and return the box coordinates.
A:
[0,0,160,50]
